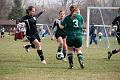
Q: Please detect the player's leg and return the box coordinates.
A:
[23,44,31,52]
[62,37,67,60]
[67,47,74,69]
[76,48,84,69]
[99,36,102,41]
[32,38,46,64]
[93,35,97,44]
[108,48,120,60]
[90,35,93,45]
[66,37,74,69]
[57,37,63,52]
[3,32,5,38]
[75,36,84,69]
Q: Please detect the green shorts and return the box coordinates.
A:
[66,35,82,48]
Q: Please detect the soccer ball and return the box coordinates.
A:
[56,52,64,60]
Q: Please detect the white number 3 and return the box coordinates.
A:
[73,19,78,27]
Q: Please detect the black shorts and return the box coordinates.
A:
[26,34,41,48]
[26,34,41,43]
[1,32,4,35]
[99,36,102,39]
[55,33,66,39]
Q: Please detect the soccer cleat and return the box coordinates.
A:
[69,63,73,69]
[80,61,84,69]
[108,51,112,60]
[41,60,46,64]
[23,45,30,52]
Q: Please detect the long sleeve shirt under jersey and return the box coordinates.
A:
[21,12,43,36]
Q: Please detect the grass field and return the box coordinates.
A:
[0,33,120,80]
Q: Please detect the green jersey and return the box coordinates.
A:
[61,14,83,37]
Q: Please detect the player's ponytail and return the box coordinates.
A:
[26,6,35,15]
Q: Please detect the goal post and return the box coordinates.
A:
[86,7,120,48]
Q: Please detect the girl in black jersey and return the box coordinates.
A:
[108,8,120,60]
[52,10,67,61]
[21,6,46,64]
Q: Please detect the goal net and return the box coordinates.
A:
[86,7,119,49]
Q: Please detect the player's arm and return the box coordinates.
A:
[109,17,118,35]
[47,25,53,37]
[35,9,46,19]
[55,19,64,29]
[56,17,67,29]
[50,20,57,40]
[108,24,113,36]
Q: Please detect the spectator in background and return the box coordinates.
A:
[1,27,5,38]
[98,32,103,41]
[90,23,97,45]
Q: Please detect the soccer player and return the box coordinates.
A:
[110,12,120,45]
[108,48,120,60]
[52,10,67,61]
[1,27,5,38]
[90,23,97,45]
[98,32,103,41]
[108,8,120,60]
[41,28,46,39]
[56,5,84,69]
[21,6,46,64]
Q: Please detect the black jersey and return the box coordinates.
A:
[52,19,66,36]
[21,12,43,36]
[112,16,120,32]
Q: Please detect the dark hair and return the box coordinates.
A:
[26,6,35,15]
[59,10,65,14]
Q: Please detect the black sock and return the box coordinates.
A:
[63,49,66,58]
[57,47,62,52]
[67,53,73,64]
[77,53,83,64]
[112,49,118,54]
[25,45,31,49]
[37,50,45,61]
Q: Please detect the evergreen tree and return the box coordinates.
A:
[8,0,24,20]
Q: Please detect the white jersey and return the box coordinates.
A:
[98,32,103,36]
[41,29,45,34]
[16,22,26,32]
[1,28,5,32]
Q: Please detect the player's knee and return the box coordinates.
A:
[34,42,40,48]
[68,48,74,53]
[76,48,82,53]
